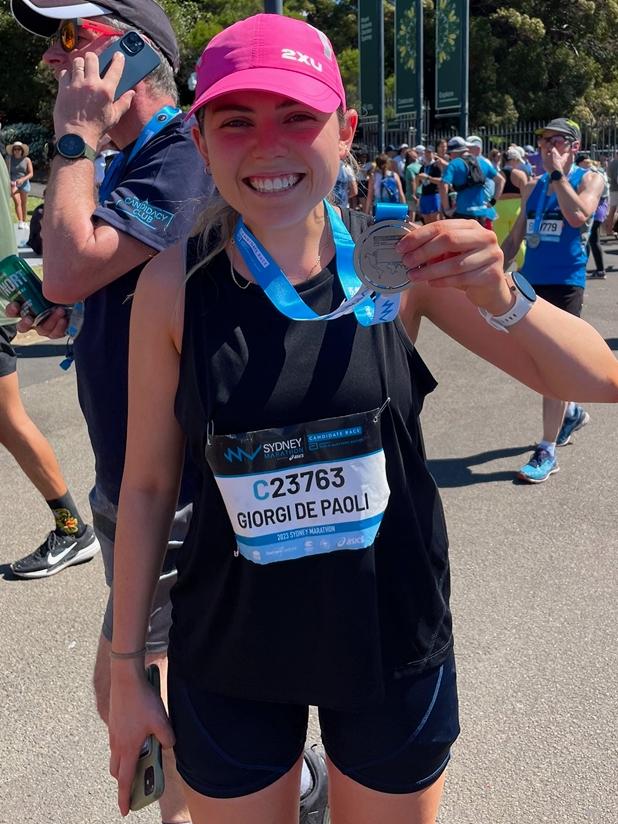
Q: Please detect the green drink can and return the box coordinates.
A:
[0,254,55,326]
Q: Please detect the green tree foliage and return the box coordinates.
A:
[1,0,617,130]
[471,0,618,122]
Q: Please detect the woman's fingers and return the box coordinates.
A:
[399,222,502,277]
[116,752,138,817]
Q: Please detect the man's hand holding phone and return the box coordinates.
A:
[109,663,175,816]
[54,50,136,150]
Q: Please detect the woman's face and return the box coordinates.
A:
[13,148,23,157]
[193,90,356,231]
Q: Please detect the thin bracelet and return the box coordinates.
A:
[110,646,146,660]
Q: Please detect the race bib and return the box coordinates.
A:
[526,218,564,243]
[206,408,391,565]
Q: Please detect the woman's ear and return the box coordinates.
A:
[191,124,210,172]
[338,108,359,159]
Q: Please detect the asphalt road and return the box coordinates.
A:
[1,258,616,823]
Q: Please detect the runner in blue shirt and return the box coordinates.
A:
[440,136,503,229]
[502,118,604,483]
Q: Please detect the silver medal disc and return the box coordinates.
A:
[354,220,414,293]
[527,232,541,249]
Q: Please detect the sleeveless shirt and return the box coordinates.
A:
[502,166,520,195]
[172,209,453,710]
[521,167,591,288]
[9,156,28,182]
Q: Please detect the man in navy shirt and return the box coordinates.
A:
[9,2,212,821]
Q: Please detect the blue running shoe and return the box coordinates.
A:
[517,447,559,483]
[557,405,590,446]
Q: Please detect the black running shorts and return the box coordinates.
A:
[534,284,584,317]
[168,650,460,798]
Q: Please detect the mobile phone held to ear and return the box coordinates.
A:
[98,31,161,101]
[129,664,165,811]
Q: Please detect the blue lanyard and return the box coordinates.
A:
[531,167,583,234]
[232,201,400,326]
[98,105,181,204]
[530,176,551,236]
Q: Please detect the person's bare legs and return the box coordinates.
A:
[19,190,28,224]
[10,187,24,223]
[542,396,568,443]
[179,754,304,824]
[178,753,446,824]
[94,635,192,823]
[0,372,69,499]
[328,757,447,824]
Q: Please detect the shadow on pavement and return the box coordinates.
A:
[605,337,618,351]
[0,563,20,581]
[428,444,531,487]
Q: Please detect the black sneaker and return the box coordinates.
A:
[11,525,100,579]
[300,745,329,824]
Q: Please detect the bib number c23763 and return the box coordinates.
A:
[205,406,391,565]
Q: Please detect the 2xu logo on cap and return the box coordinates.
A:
[281,49,323,72]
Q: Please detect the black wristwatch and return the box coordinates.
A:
[55,133,96,162]
[550,169,564,182]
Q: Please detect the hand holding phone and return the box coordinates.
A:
[129,664,165,811]
[98,31,161,101]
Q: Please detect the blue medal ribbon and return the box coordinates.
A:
[232,200,400,326]
[61,105,181,370]
[528,175,551,241]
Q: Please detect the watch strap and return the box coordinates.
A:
[478,279,535,333]
[55,135,97,163]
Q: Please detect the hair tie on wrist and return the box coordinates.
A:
[110,646,146,660]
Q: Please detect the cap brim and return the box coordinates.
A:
[535,125,573,137]
[11,0,109,37]
[186,66,343,120]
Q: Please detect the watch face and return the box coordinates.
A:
[58,134,85,159]
[512,271,537,302]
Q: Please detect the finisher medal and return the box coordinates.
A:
[353,220,415,294]
[527,232,541,249]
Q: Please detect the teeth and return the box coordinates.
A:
[248,174,300,193]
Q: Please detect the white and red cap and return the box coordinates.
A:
[187,14,346,119]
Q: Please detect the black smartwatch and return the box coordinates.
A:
[55,133,96,162]
[550,169,564,182]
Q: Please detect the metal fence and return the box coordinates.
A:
[355,112,618,160]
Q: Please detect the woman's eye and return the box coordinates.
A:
[221,118,251,128]
[287,113,316,123]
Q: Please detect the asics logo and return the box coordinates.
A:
[281,49,323,72]
[46,542,76,566]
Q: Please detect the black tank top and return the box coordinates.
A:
[172,210,453,709]
[502,166,520,195]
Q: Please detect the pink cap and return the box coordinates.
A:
[187,14,346,119]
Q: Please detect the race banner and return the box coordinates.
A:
[395,0,423,117]
[435,0,467,113]
[358,0,382,117]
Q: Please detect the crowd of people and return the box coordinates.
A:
[2,3,618,824]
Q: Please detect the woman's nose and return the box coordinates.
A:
[252,123,288,158]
